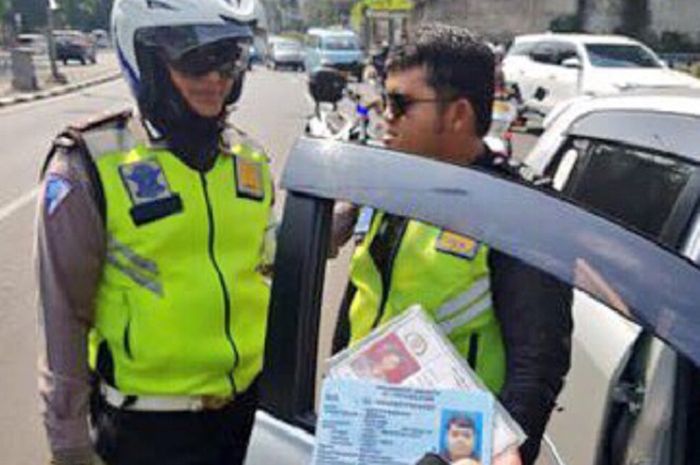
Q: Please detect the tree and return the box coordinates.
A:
[303,0,347,27]
[57,0,100,30]
[13,0,48,31]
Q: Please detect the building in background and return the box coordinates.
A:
[412,0,700,48]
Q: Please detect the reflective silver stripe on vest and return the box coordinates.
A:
[435,277,491,321]
[106,255,163,296]
[106,236,162,296]
[82,128,136,159]
[439,295,493,336]
[108,236,159,275]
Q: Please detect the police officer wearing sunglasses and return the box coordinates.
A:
[36,1,275,464]
[333,24,573,465]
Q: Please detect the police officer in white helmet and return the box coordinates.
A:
[36,0,275,464]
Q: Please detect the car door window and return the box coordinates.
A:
[553,138,697,244]
[507,41,535,58]
[530,42,559,65]
[552,42,580,66]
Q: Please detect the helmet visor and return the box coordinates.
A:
[136,22,253,63]
[166,40,250,77]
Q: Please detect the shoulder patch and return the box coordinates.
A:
[69,109,132,134]
[435,229,481,260]
[223,124,270,161]
[44,174,73,216]
[234,157,265,201]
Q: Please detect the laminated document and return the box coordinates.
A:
[313,379,494,465]
[326,306,526,457]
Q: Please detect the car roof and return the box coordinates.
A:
[561,88,700,118]
[513,33,644,46]
[306,28,357,37]
[526,89,700,173]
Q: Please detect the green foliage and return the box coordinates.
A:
[58,0,111,30]
[13,0,47,31]
[303,0,348,27]
[12,0,111,32]
[549,14,580,33]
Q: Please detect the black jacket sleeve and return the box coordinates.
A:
[489,249,573,465]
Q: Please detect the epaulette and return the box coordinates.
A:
[41,109,133,223]
[223,123,271,162]
[68,108,133,134]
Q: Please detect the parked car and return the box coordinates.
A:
[502,33,700,117]
[239,124,700,464]
[54,30,97,65]
[304,28,364,79]
[16,33,48,56]
[247,44,262,69]
[268,39,305,71]
[523,87,700,465]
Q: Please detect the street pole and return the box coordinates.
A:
[46,0,66,83]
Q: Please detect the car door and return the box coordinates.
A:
[532,111,700,465]
[548,41,582,103]
[526,41,581,114]
[244,137,700,465]
[521,41,560,113]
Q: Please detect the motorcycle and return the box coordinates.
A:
[306,68,383,240]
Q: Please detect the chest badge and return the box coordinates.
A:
[435,229,481,260]
[119,159,182,226]
[235,157,264,201]
[120,160,172,205]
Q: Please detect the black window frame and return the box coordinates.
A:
[549,136,700,249]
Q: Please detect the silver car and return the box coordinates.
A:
[268,39,305,72]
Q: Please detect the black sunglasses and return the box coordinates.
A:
[382,91,455,119]
[166,43,248,78]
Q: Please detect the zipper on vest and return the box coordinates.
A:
[467,334,479,370]
[370,217,409,329]
[200,173,239,396]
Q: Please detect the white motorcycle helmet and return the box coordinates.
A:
[111,0,257,126]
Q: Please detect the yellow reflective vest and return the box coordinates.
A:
[349,212,506,393]
[84,123,272,397]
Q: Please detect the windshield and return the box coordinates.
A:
[322,36,359,51]
[585,44,662,68]
[277,42,302,51]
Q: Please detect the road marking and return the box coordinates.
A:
[0,187,39,223]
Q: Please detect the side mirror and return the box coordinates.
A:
[562,57,582,69]
[534,86,549,101]
[308,67,347,105]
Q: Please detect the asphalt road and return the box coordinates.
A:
[0,66,537,463]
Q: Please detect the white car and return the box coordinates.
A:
[502,33,700,116]
[525,88,700,465]
[239,92,700,464]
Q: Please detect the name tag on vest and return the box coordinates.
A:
[119,159,183,226]
[234,157,264,201]
[435,230,480,260]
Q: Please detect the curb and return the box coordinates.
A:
[0,72,121,108]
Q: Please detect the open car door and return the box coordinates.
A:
[244,137,700,465]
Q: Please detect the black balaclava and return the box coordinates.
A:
[149,52,226,172]
[138,50,225,172]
